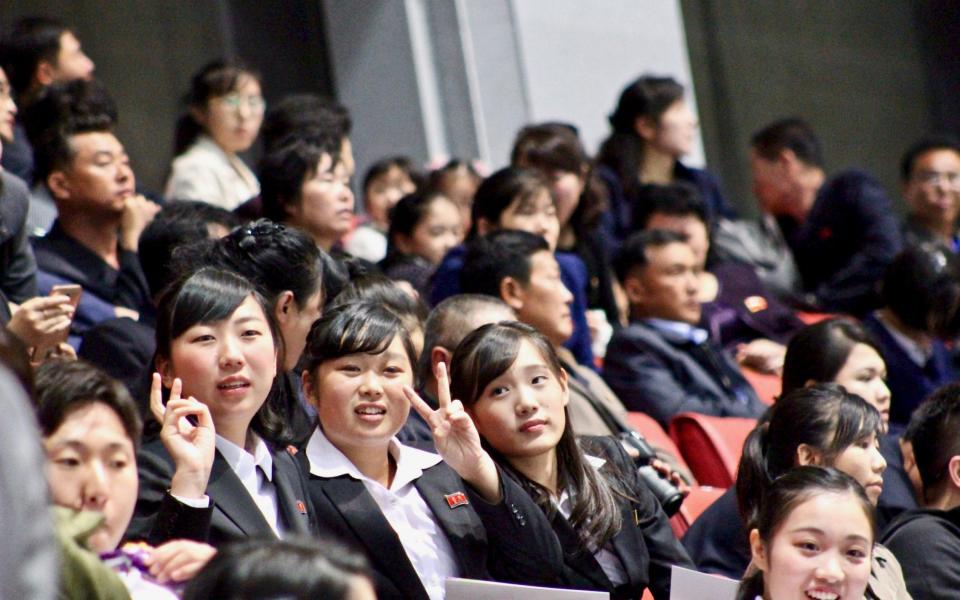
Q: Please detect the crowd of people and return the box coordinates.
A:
[1,15,959,600]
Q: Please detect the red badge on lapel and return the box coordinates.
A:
[744,295,768,313]
[818,227,833,240]
[296,501,307,515]
[286,445,299,456]
[444,492,469,509]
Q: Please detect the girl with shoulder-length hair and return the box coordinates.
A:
[450,321,693,599]
[128,267,317,548]
[737,466,876,600]
[166,60,265,210]
[299,301,565,600]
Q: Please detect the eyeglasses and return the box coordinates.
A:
[914,170,960,187]
[215,93,266,114]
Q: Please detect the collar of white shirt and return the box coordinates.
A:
[306,427,442,490]
[874,310,931,367]
[644,318,709,345]
[215,434,274,482]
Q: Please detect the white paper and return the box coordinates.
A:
[445,578,609,600]
[670,566,739,600]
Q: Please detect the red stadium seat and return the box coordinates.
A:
[796,310,836,325]
[741,366,780,405]
[625,411,691,474]
[668,413,757,488]
[669,485,725,537]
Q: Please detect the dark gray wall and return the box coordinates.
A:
[681,0,936,216]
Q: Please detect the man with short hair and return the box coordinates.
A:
[882,383,960,598]
[0,16,94,184]
[750,118,902,314]
[899,135,960,251]
[603,230,765,427]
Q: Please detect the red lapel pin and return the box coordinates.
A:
[444,492,469,509]
[296,500,307,515]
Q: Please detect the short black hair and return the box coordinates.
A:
[332,274,427,334]
[904,383,960,496]
[259,133,342,223]
[612,229,686,282]
[751,117,824,169]
[633,182,708,229]
[899,134,960,182]
[138,201,239,298]
[261,94,352,153]
[362,155,424,199]
[0,16,71,98]
[460,229,550,297]
[34,360,142,450]
[781,318,883,395]
[881,244,960,337]
[467,167,549,239]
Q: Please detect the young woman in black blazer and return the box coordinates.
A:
[127,267,316,547]
[299,301,565,600]
[450,321,693,600]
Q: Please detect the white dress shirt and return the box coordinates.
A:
[215,434,283,537]
[165,135,260,210]
[554,455,628,586]
[306,427,459,600]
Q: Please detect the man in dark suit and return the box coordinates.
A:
[899,135,960,252]
[750,118,902,315]
[603,230,766,428]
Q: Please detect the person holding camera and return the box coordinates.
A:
[449,320,693,600]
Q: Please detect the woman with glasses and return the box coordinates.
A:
[166,60,265,210]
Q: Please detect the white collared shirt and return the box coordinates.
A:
[874,311,931,367]
[215,434,283,537]
[553,455,628,587]
[644,318,709,345]
[306,427,459,600]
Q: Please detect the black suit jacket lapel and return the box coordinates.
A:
[319,476,429,600]
[272,450,312,536]
[551,512,612,589]
[207,451,276,539]
[608,501,651,590]
[414,464,487,578]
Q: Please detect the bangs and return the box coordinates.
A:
[827,393,884,457]
[303,302,416,371]
[521,140,583,174]
[169,277,252,341]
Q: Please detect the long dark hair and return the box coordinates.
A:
[781,318,882,395]
[736,383,883,527]
[596,75,685,198]
[451,321,622,549]
[174,60,260,156]
[155,267,286,444]
[737,467,876,600]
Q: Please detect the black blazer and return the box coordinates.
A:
[127,438,316,547]
[301,451,565,600]
[552,437,694,600]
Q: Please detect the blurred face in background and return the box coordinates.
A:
[903,148,960,233]
[201,74,264,155]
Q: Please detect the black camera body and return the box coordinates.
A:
[618,431,685,517]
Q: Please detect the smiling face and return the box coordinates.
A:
[50,131,135,215]
[288,154,355,250]
[753,492,874,600]
[306,336,413,452]
[201,74,264,154]
[468,339,569,462]
[833,343,890,425]
[160,295,277,435]
[43,402,138,553]
[498,188,560,250]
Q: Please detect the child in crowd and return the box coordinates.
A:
[449,321,693,599]
[166,61,264,210]
[345,156,421,263]
[380,191,464,299]
[737,467,876,600]
[427,159,482,236]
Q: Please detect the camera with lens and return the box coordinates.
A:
[618,430,685,516]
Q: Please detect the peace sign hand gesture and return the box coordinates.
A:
[404,362,502,502]
[150,373,216,501]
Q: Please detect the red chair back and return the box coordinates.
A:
[669,485,725,537]
[669,413,757,488]
[741,367,780,405]
[625,411,691,474]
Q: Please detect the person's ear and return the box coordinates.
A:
[155,356,174,387]
[499,276,526,311]
[557,367,570,408]
[749,528,769,573]
[476,217,495,237]
[188,105,208,129]
[300,370,318,408]
[35,60,56,87]
[796,443,822,467]
[947,456,960,491]
[622,273,647,306]
[46,171,71,201]
[274,290,296,325]
[803,379,817,389]
[430,347,452,381]
[633,115,658,142]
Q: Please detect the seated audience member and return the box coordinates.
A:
[24,79,157,344]
[78,201,237,396]
[128,268,317,547]
[511,122,620,327]
[427,159,481,236]
[750,118,902,315]
[602,230,766,427]
[431,166,594,366]
[165,61,264,210]
[331,274,426,355]
[300,302,566,599]
[0,16,94,191]
[635,183,804,373]
[595,75,735,250]
[448,322,694,598]
[379,190,463,298]
[882,384,960,598]
[737,467,877,600]
[183,538,375,600]
[899,135,960,251]
[259,131,356,256]
[344,156,421,263]
[681,385,909,599]
[863,244,960,426]
[779,318,916,523]
[34,360,216,597]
